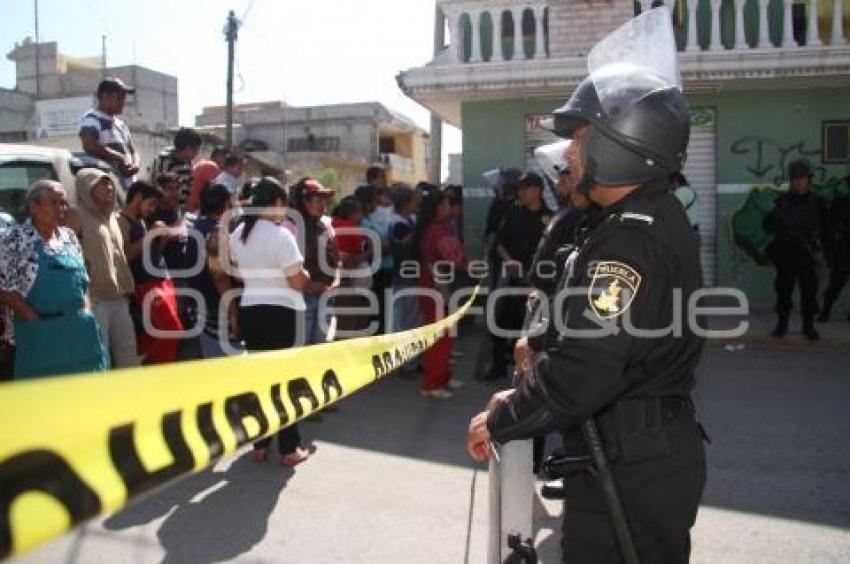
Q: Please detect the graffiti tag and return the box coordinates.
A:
[730,136,823,185]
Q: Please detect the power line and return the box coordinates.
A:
[238,21,292,76]
[240,0,258,26]
[234,56,246,94]
[83,0,109,34]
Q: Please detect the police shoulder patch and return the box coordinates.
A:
[587,261,642,319]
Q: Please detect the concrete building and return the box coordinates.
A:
[195,101,430,194]
[1,38,179,177]
[0,87,33,142]
[398,0,850,310]
[447,152,463,185]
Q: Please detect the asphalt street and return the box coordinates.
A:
[11,319,850,564]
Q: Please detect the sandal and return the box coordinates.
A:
[281,446,312,467]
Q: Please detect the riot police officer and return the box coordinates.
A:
[483,168,522,289]
[485,172,553,381]
[467,8,707,563]
[764,159,829,339]
[528,140,598,299]
[523,141,598,478]
[818,188,850,323]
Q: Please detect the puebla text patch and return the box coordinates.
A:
[588,261,641,319]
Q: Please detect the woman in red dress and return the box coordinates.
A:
[415,185,467,399]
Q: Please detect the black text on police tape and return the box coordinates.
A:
[0,369,344,558]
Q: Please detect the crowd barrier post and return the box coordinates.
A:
[487,440,535,563]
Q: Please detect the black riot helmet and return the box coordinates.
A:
[551,7,690,187]
[788,158,813,180]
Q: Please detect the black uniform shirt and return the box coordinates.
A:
[488,183,705,443]
[764,191,828,254]
[496,204,553,275]
[485,197,514,239]
[528,204,599,296]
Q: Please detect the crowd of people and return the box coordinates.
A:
[0,77,484,467]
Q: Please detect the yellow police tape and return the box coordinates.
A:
[0,289,477,559]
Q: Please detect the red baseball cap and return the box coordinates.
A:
[304,179,334,196]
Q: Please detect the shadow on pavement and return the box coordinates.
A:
[306,327,502,470]
[157,454,292,564]
[103,467,222,531]
[695,345,850,530]
[104,454,292,563]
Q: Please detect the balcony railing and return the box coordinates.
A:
[438,0,549,63]
[437,0,847,66]
[667,0,847,52]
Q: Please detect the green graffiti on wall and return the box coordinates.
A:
[690,108,715,128]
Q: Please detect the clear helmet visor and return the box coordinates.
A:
[482,168,502,188]
[534,140,572,184]
[588,6,682,118]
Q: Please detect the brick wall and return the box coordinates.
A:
[548,0,635,58]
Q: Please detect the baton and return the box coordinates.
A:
[582,419,640,564]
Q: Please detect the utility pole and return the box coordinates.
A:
[224,10,239,148]
[101,34,107,76]
[34,0,40,99]
[429,5,445,184]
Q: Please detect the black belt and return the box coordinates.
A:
[596,395,696,464]
[39,311,66,320]
[597,395,693,427]
[38,308,90,320]
[544,396,697,479]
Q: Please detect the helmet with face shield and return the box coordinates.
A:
[551,7,690,187]
[534,140,572,185]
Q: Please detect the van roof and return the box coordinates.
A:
[0,144,72,163]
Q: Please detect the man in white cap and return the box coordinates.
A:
[79,77,139,190]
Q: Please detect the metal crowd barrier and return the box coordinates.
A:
[488,440,537,563]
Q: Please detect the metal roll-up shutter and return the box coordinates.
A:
[683,108,718,286]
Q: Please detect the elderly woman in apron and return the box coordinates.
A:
[0,180,107,379]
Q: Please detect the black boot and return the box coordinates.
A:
[771,314,789,337]
[803,317,820,341]
[817,303,833,323]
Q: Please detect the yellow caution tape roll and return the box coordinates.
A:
[0,289,477,558]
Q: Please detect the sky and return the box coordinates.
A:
[0,0,462,178]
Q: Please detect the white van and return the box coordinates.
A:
[0,143,121,227]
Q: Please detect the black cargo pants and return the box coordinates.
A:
[559,403,707,564]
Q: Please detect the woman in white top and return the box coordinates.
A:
[229,177,312,467]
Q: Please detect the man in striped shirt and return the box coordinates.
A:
[151,127,202,209]
[78,78,139,190]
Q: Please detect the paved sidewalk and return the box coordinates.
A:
[11,321,850,563]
